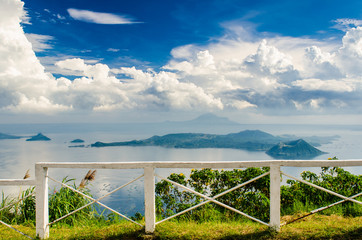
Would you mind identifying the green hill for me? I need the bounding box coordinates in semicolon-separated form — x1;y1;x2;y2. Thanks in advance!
92;130;282;151
266;139;326;159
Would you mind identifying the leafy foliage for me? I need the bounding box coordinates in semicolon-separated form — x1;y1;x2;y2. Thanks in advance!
156;162;362;222
281;164;362;216
0;176;98;226
0;187;35;225
156;167;271;222
48;177;97;226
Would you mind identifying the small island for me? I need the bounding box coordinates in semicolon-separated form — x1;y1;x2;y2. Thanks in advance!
0;132;22;140
70;139;85;143
26;133;51;141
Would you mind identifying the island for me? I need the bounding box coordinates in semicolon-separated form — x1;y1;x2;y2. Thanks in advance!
266;139;327;159
90;130;331;159
70;139;85;143
26;133;51;141
0;132;22;140
91;130;280;151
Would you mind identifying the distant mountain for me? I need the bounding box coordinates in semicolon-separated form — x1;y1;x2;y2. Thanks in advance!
185;113;240;125
266;139;327;159
26;133;51;141
0;132;22;140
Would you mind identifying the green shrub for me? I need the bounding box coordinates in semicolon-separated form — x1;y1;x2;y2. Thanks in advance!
48;177;97;226
156;164;362;222
156;167;270;222
0;187;35;225
0;171;99;226
281;166;362;216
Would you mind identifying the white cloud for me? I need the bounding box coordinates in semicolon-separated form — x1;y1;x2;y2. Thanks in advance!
52;59;224;111
332;18;362;31
301;46;343;80
55;58;88;72
3;0;362;118
164;50;216;75
0;0;59;113
25;33;53;52
0;0;26;25
337;27;362;77
170;44;200;59
292;78;354;92
67;8;140;24
244;40;294;75
107;48;120;52
340;27;362;57
226;100;257;110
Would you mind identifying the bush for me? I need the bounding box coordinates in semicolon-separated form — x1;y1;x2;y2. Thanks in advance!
156;167;270;222
0;171;99;226
156;164;362;222
48;177;97;226
281;166;362;216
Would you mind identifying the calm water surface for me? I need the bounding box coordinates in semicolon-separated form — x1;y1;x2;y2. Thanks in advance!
0;124;361;215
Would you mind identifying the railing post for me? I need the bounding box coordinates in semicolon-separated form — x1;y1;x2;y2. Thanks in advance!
269;164;280;231
36;164;49;239
144;167;155;233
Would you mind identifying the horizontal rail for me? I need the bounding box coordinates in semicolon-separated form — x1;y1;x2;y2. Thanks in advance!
36;159;362;169
0;179;36;186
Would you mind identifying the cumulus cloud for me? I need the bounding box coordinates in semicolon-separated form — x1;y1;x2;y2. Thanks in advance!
0;0;58;112
337;27;362;77
2;0;362;117
245;40;294;76
292;79;354;92
55;58;88;72
67;8;140;24
302;46;343;80
52;61;223;111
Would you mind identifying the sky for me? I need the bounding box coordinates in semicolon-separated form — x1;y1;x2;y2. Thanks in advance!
1;0;362;124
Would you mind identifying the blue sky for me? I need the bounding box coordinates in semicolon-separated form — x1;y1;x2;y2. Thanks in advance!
1;0;362;123
24;0;360;69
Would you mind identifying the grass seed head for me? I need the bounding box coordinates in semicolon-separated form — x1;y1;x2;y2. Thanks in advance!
23;169;30;179
79;170;97;189
85;170;96;181
79;178;86;189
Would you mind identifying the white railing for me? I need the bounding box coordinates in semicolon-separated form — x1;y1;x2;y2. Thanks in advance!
34;160;362;239
1;160;361;239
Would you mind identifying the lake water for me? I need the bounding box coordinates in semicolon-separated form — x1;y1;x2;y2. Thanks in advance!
0;123;361;216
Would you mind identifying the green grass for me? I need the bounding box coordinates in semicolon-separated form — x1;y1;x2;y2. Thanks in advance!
0;215;361;240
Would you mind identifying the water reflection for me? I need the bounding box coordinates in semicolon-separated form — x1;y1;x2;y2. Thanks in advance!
0;126;361;217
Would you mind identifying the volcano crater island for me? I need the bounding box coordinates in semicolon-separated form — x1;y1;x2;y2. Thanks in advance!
90;130;334;159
